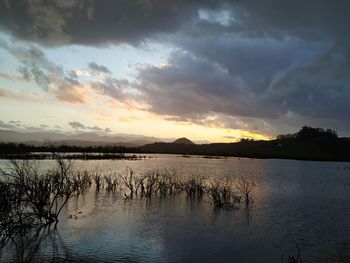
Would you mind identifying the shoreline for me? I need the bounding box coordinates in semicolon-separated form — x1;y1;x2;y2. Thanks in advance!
1;151;350;162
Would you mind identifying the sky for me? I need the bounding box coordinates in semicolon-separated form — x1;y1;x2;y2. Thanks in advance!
0;0;350;142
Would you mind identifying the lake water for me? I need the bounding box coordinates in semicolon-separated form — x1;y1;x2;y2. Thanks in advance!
1;154;350;262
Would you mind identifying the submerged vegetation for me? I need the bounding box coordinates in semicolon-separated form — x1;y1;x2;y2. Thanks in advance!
1;154;349;262
0;155;80;259
0;154;257;256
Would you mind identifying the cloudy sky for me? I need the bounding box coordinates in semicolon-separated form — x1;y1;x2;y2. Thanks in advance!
0;0;349;142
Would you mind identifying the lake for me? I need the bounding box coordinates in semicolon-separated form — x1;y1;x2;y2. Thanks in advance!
1;154;350;262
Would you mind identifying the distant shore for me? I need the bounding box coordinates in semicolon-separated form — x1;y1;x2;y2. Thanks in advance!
0;152;145;160
1;127;350;162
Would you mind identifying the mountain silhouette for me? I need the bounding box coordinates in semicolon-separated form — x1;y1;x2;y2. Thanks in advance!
2;127;350;162
173;137;195;145
0;129;165;147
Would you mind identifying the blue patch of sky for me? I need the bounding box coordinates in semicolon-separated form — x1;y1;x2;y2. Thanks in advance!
0;33;20;73
0;32;46;94
44;42;173;81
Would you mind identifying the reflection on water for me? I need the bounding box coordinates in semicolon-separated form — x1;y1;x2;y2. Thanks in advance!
1;154;350;262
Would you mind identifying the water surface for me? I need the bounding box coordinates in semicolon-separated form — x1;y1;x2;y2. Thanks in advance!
1;154;350;262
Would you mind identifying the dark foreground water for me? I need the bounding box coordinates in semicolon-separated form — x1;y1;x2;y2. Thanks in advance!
1;154;350;262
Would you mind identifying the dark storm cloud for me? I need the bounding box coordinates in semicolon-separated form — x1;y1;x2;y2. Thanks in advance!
2;0;350;134
138;51;267;118
173;35;326;93
0;0;224;46
229;0;350;42
1;0;350;46
135;37;350;133
268;47;350;121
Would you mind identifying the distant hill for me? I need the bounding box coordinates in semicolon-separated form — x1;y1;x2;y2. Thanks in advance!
140;126;350;162
141;141;198;154
173;137;195;145
2;127;350;162
24;139;150;148
0;130;66;142
0;130;165;147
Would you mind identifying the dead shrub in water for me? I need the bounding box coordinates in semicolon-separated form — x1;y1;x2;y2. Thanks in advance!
207;181;241;209
156;169;178;196
72;170;92;194
120;168;137;198
104;173;118;192
138;171;159;198
2;156;78;225
0;156;81;257
236;177;255;206
92;172;101;191
286;246;303;263
183;177;205;197
0;181;37;251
